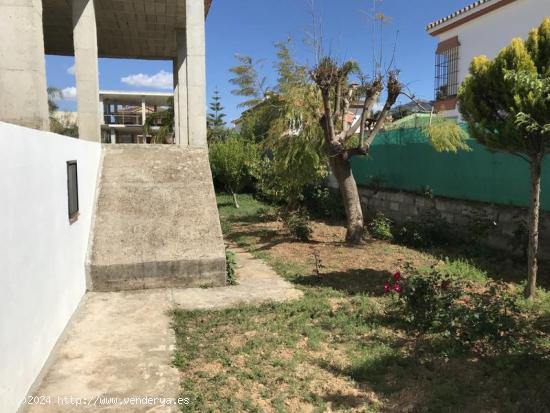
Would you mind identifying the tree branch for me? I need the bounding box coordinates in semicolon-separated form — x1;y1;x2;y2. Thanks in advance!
338;78;383;142
341;84;357;132
334;81;342;120
342;146;369;161
363;72;402;148
320;90;336;143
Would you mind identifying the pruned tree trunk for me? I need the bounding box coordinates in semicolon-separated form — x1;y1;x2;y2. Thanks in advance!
329;156;364;244
232;191;240;209
526;154;542;299
311;60;401;245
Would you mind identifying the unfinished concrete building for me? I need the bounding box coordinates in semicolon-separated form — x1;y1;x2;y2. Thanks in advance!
100;90;174;144
0;0;226;291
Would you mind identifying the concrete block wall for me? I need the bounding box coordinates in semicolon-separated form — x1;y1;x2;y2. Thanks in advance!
359;187;550;260
0;122;101;413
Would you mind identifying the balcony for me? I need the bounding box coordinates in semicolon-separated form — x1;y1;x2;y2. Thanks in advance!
104;113;142;126
103;112;168;127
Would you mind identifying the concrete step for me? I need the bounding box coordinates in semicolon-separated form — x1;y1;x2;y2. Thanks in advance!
87;145;226;291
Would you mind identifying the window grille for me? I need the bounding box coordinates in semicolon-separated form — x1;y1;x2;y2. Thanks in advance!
435;45;459;100
67;161;79;222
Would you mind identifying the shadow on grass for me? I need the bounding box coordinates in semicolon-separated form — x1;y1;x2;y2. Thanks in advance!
320;392;372;410
319;350;550;412
293;268;392;297
226;228;295;252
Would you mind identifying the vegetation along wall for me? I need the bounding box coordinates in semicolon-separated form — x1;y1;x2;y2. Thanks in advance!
350;127;550;212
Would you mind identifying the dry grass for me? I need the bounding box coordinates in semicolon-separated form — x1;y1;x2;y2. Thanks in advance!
171;194;550;412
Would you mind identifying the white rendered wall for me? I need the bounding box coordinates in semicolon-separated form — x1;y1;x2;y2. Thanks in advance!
435;0;550;117
0;122;101;413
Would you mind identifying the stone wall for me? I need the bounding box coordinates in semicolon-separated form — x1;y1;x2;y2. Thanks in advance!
359;187;550;260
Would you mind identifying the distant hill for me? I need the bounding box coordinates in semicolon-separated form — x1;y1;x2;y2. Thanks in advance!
391;100;434;120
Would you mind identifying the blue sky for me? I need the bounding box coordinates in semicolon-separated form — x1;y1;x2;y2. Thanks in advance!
46;0;469;122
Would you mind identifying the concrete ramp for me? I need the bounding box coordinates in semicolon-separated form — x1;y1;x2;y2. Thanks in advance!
87;145;226;291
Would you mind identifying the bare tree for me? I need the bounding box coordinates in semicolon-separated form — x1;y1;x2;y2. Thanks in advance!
311;59;402;243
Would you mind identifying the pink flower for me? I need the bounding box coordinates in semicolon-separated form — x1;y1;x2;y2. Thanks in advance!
393;283;402;293
384;281;392;294
393;271;401;281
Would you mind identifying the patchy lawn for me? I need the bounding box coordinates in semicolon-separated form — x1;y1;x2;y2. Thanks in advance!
172;193;550;412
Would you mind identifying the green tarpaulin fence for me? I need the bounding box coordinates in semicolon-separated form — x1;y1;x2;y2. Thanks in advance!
350;127;550;211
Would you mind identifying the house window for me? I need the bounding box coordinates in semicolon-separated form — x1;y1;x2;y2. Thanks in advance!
435;36;460;100
67;161;79;223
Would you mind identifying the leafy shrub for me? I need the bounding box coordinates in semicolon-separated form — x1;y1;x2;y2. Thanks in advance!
303;184;345;220
424;120;470;153
366;212;393;241
509;215;529;262
253;130;328;208
225;250;238;285
393;271;528;356
418;209;454;246
282;209;312;241
209;137;258;206
465;210;496;244
394;209;454;248
396;272;461;334
394;220;429;248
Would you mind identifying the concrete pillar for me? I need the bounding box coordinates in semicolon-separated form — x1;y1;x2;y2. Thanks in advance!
110;128;116;144
175;32;189;146
185;0;207;148
72;0;100;141
0;0;49;131
141;98;146;126
99;97;105;125
172;59;180;145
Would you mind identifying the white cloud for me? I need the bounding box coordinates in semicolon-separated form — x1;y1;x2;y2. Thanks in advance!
67;65;75;75
120;70;173;90
60;87;77;101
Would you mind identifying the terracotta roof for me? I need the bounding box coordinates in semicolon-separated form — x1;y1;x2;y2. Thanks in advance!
426;0;512;32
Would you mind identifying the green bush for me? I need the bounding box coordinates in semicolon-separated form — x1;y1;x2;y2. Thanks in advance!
282;209;312;242
465;210;496;244
509;215;529;262
209;137;258;207
303;184;345;220
366;212;393;241
394;220;429;248
225;250;238;285
394;209;454;248
252;148;328;209
395;271;528;356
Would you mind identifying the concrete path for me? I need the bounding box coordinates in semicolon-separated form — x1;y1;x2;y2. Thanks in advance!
24;247;302;413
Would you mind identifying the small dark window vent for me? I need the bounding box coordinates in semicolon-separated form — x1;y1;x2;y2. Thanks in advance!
67;161;79;223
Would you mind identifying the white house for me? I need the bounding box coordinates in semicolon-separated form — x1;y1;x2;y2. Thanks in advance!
426;0;550;118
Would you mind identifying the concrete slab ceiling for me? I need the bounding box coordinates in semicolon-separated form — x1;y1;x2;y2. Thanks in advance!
43;0;212;60
100;90;173;105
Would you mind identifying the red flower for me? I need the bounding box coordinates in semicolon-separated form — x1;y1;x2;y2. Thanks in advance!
393;283;402;293
393;271;401;281
384;281;392;294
